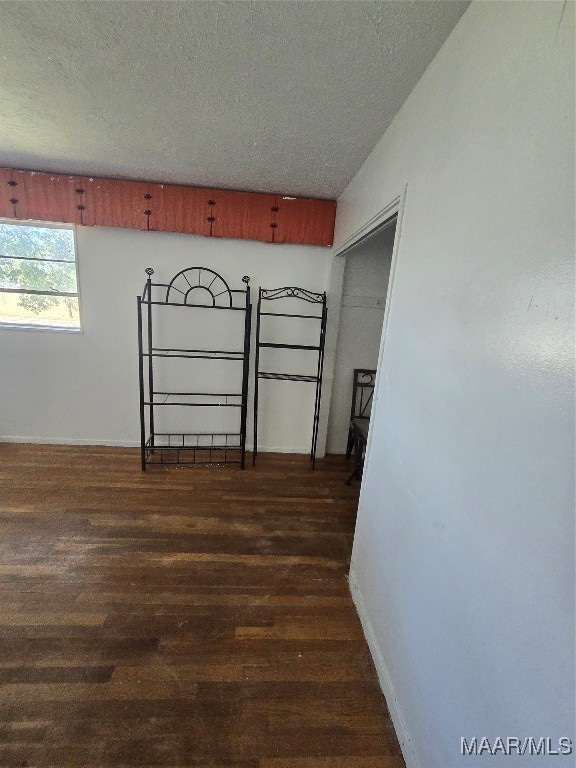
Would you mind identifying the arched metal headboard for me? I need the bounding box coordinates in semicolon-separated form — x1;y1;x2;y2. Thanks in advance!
165;267;233;307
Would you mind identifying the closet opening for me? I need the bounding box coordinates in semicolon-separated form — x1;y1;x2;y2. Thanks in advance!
326;215;398;482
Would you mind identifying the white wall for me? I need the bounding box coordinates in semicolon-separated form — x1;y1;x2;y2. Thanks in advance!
0;225;330;452
336;2;575;767
326;225;394;453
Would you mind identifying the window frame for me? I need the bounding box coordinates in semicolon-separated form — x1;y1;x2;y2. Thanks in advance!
0;218;82;333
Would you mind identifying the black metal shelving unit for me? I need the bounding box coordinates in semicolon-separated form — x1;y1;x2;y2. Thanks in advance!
252;286;327;468
137;266;251;470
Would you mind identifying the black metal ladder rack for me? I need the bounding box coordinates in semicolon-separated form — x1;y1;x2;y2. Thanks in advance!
137;267;251;470
252;286;327;468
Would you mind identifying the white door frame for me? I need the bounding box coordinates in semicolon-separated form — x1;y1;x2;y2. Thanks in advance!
316;186;407;458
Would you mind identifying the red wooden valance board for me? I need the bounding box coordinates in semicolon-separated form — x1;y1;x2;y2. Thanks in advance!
0;168;336;247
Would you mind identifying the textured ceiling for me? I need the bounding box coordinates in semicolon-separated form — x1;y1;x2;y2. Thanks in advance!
0;0;469;199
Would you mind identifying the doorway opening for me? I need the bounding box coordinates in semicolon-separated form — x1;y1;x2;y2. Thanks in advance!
326;215;398;467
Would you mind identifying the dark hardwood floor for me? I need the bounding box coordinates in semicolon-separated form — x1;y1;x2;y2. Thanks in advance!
0;444;405;768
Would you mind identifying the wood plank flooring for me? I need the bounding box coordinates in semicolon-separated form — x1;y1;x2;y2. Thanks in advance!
0;444;405;768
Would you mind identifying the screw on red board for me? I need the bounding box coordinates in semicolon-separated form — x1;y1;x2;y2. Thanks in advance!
144;194;152;230
270;205;280;242
207;200;216;236
75;188;85;224
7;180;18;217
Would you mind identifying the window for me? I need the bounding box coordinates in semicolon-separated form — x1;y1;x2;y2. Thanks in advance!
0;219;81;330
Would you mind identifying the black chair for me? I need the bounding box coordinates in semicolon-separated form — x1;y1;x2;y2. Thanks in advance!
345;369;376;484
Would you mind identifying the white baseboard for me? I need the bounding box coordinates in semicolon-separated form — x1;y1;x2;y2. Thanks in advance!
0;435;140;447
0;436;314;454
348;567;420;768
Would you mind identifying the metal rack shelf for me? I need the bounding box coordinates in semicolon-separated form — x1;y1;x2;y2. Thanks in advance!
258;342;320;351
144;347;245;361
143;432;243;466
137;267;251;470
257;372;318;383
253;285;327;469
145;393;243;407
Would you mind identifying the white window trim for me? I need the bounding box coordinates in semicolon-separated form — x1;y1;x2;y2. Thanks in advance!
0;218;83;333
